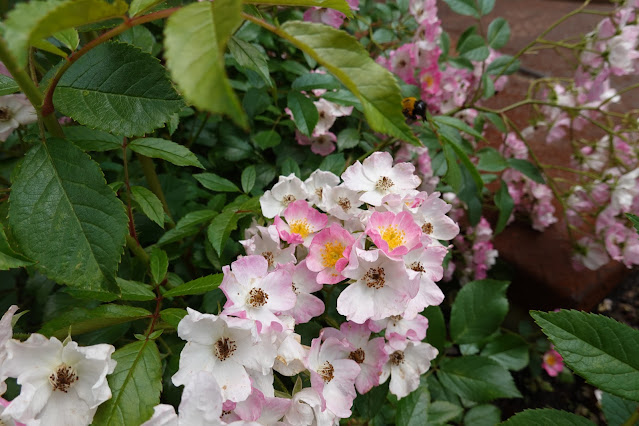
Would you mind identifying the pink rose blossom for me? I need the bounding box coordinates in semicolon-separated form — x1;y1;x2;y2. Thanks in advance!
274;200;328;246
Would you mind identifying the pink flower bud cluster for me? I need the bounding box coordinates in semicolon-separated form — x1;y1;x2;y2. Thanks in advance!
155;152;459;424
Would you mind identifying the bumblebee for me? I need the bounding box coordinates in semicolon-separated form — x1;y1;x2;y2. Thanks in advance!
402;97;427;121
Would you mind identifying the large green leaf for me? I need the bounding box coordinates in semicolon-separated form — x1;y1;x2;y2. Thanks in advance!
228;36;272;87
481;333;529;371
428;401;463;425
115;278;156;301
601;392;639;426
531;310;639;401
163;274;223;297
464;404;501;426
129;0;163;17
9;139;127;291
39;304;151;338
353;380;389;421
279;21;419;145
128;138;203;168
450;279;510;344
437;356;521;403
4;0;128;68
64;126;122;152
164;0;247;129
54;42;183;137
244;0;353;17
93;340;162;425
501;409;596;426
396;385;429;426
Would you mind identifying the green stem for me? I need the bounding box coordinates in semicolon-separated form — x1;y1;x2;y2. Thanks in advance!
187;113;210;148
622;406;639;426
122;139;139;243
126;234;149;265
136;153;173;222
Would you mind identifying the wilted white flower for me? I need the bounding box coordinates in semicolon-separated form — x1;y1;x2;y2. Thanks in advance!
0;95;37;141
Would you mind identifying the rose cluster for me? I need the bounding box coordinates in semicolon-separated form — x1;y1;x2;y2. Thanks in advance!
143;152;459;425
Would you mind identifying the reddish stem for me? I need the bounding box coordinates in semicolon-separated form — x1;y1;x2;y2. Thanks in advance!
122;138;139;244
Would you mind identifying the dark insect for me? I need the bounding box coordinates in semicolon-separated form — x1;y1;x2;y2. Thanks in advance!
401;97;427;121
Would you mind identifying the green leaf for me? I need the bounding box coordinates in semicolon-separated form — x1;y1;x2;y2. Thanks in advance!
9;139;127;291
194;173;240;193
163;274;223;297
507;158;545;183
396;385;430;426
54;28;79;50
494;179;514;235
443;144;462;193
0;223;33;270
437;356;521;402
481;334;529;371
63;287;119;302
501;409;596;426
442;134;483;193
254;130;282;150
450;279;510;344
477;147;507;172
626;213;639;233
482;112;507;132
442;0;479;17
464;404;501;426
292;72;341;91
281;157;301;178
531;310;639;401
54;42;183;137
128;138;204;168
157;210;217;246
423;306;446;355
131;186;164;227
243;0;353;17
319;153;346;175
64;126;122;152
482;73;495;99
601;392;639;426
458;34;490;62
487;18;511;49
116;26;155;54
39;304;151;338
0;75;20;96
159;308;187;329
129;0;164;17
93;340;162;426
32;38;68;58
287;91;319;137
207;210;239;257
428;401;463;425
280;21;419;145
433;115;485;141
337;128;360;151
4;0;128;68
486;55;520;76
241;166;256;193
353;377;389;420
478;0;495;15
164;0;247;129
228;36;272;87
115;278;156;301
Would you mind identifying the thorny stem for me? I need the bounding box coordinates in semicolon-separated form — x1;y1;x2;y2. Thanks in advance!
145;278;166;338
41;7;181;117
122;138;139;244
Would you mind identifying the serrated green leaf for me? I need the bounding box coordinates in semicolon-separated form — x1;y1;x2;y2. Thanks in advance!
207;210;239;257
442;0;479;17
486;55;520;76
9;139;127;291
287;91;319;137
63;287;119;302
464;404;501;426
458;34;490;62
64;126;122;152
241;166;256;193
433;115;485;141
280;21;419;144
0;75;20;96
601;392;639;426
54;28;79;50
194;173;240;193
244;0;353;16
501;409;596;426
494;179;514;235
450;279;510;344
438;356;521;402
54;42;183;137
32;38;68;58
164;274;223;298
531;310;639;401
477;147;507;172
507;158;544;183
253;130;282;150
128;138;203;168
164;0;247;129
481;333;529;371
150;247;168;284
4;0;128;67
228;36;272;87
337;127;360;151
131;186;164;227
129;0;164;17
428;401;463;425
115;278;156;301
116;25;155;54
93;340;162;425
159;308;187;329
39;304;151;338
292;72;341;91
281;157;302;178
0;223;33;270
396;385;429;426
488;18;511;49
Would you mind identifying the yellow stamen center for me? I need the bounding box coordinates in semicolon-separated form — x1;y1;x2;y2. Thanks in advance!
379;225;406;250
321;241;346;268
289;219;312;239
